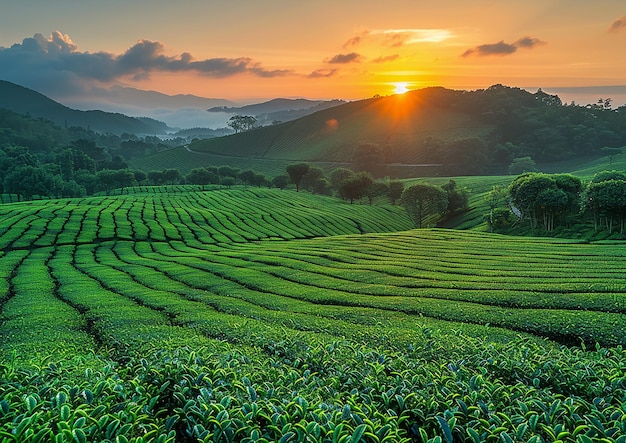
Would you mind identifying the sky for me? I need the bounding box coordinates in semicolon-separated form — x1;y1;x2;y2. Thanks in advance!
1;0;626;106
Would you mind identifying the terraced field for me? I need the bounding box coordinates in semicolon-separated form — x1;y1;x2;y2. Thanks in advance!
1;187;625;443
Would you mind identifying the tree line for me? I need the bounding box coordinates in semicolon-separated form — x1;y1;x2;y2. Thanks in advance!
487;170;626;235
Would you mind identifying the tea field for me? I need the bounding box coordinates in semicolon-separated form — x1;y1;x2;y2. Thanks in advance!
1;187;625;443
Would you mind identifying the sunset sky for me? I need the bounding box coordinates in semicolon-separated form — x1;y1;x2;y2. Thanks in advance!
1;0;626;105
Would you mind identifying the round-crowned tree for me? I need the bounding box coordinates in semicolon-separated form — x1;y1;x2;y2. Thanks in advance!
401;183;448;228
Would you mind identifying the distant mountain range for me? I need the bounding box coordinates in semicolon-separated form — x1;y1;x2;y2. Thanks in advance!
0;81;345;131
0;80;169;135
208;98;345;115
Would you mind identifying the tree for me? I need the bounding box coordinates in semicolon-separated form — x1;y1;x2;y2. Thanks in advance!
553;173;583;217
339;172;374;204
300;167;325;193
591;170;626;184
508;156;537;175
220;176;236;188
441;179;469;215
95;169;136;194
388;181;404;205
364;181;389;205
329;168;354;191
508;172;582;231
401;183;448;228
3;166;55;200
132;170;147;183
485;185;506;232
227;115;257;133
238;169;258;187
583;171;626;233
285;163;310;192
162;169;184;185
186;168;219;185
218;165;241;178
271;175;289;189
252;173;268;188
508;173;554;228
147;170;165;185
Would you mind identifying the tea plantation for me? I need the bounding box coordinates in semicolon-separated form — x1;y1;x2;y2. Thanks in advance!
0;187;625;443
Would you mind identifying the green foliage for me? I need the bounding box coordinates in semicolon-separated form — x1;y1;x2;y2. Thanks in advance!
227;115;258;133
2;185;626;443
285;163;310;192
388;181;404;205
401;183;448;228
441;179;469;215
508;156;537;175
338;172;374;204
508;172;582;231
583;178;626;233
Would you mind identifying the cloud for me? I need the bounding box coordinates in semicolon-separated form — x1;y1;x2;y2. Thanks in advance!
307;68;338;78
513;36;545;48
343;34;366;48
609;16;626;33
0;31;291;96
325;52;362;64
344;29;453;49
462;36;545;57
371;54;399;63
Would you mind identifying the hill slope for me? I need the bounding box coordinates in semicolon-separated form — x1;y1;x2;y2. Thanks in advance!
134;85;626;176
1;187;625;442
0;80;168;134
197;90;488;163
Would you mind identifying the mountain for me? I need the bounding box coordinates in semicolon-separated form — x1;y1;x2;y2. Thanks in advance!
63;85;237;114
134;85;626;177
209;98;345;115
0;80;169;135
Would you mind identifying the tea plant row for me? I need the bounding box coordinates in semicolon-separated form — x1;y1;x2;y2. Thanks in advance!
1;188;625;442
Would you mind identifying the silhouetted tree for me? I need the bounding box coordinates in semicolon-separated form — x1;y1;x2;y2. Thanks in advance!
401;183;448;228
271;175;289;189
364;181;389;205
286;163;310;192
339;172;373;204
186;168;219;185
388;180;404;205
228;115;257;133
330;168;354;191
441;180;469;215
300;167;325;193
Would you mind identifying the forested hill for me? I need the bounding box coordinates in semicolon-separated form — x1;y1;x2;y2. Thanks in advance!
0;80;168;135
187;85;626;176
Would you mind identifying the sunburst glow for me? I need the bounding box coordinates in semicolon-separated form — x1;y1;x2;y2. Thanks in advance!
393;82;410;94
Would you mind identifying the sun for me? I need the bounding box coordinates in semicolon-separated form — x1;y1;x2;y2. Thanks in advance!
393;82;410;94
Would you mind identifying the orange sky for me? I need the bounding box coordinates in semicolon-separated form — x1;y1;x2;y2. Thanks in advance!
1;0;626;103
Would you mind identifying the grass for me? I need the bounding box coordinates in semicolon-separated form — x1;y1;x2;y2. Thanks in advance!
0;185;625;442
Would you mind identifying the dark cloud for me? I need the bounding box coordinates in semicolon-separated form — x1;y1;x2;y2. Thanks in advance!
513;36;545;48
609;16;626;33
0;31;291;96
325;52;362;64
343;34;366;48
372;54;399;63
307;68;338;78
462;36;545;57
